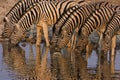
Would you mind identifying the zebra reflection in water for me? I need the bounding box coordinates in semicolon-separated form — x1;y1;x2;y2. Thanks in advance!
1;41;117;80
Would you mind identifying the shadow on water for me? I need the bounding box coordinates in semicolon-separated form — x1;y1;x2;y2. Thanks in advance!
0;41;120;80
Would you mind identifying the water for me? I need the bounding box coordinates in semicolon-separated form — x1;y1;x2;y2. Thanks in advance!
0;41;120;80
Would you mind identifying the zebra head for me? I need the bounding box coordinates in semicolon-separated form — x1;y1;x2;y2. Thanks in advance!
76;34;88;52
57;30;72;49
101;33;112;52
9;24;24;46
76;27;89;52
50;32;59;48
2;17;14;38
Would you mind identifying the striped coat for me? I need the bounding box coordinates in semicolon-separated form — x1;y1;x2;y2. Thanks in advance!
8;0;85;46
51;1;113;49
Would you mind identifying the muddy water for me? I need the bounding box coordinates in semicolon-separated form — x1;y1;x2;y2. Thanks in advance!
0;41;120;80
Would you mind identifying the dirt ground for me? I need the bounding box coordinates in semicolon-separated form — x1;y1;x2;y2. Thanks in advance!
0;0;119;37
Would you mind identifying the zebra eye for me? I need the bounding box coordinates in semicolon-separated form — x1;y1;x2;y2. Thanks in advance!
106;41;109;44
3;18;7;22
68;33;71;35
81;38;84;40
106;43;109;46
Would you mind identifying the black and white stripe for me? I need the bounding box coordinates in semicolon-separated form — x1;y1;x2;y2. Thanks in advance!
76;6;119;52
101;12;120;53
2;0;42;38
8;0;85;46
2;0;64;38
51;1;113;49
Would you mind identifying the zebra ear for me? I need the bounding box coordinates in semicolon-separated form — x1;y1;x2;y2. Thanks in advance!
3;17;9;22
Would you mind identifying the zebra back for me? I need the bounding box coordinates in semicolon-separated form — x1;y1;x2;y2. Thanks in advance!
55;0;85;16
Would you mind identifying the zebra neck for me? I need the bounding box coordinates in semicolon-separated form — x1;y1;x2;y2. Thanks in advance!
5;0;42;24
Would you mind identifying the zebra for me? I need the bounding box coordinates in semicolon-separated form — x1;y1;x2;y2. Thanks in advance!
101;12;120;54
2;0;67;39
2;0;48;38
7;0;85;47
51;1;113;49
76;6;120;54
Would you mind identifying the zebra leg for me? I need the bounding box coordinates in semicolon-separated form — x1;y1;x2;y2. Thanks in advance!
110;50;115;74
111;35;116;56
85;41;93;61
36;26;42;47
72;32;77;50
36;26;42;64
98;33;103;54
41;22;50;47
110;35;116;74
72;28;79;50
